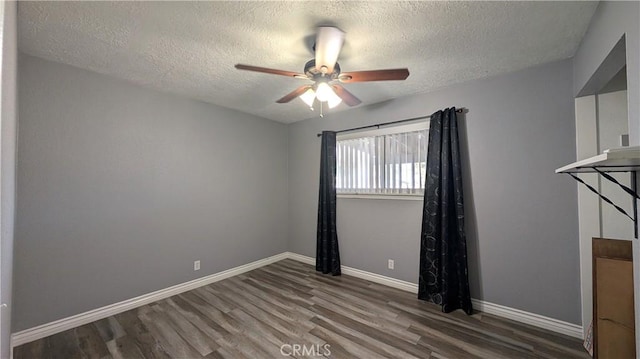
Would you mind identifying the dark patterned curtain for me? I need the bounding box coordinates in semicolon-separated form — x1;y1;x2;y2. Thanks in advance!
316;131;341;276
418;108;472;314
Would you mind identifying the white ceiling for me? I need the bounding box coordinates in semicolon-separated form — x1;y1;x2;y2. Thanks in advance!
18;1;598;124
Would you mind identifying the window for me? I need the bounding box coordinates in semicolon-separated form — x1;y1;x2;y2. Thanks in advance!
336;122;429;197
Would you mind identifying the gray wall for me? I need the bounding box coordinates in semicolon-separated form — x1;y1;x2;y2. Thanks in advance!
14;55;289;331
574;95;599;335
573;1;639;144
572;1;640;349
574;90;632;335
288;59;581;324
598;90;632;239
1;1;17;357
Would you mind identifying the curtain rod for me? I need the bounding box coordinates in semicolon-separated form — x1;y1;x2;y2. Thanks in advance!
316;108;464;137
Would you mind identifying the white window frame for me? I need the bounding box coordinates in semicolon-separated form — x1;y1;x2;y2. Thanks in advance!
336;121;429;200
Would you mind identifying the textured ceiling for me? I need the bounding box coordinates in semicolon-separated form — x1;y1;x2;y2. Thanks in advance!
18;1;598;124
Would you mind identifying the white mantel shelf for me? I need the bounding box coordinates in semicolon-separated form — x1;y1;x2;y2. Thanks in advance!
556;146;640;174
556;146;639;239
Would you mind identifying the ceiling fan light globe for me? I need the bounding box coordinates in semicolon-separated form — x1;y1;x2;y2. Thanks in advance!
326;86;343;108
327;91;342;109
315;82;334;102
299;88;316;107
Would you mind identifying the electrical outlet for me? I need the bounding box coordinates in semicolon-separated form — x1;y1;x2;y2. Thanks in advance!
388;259;394;270
620;134;629;147
194;260;200;271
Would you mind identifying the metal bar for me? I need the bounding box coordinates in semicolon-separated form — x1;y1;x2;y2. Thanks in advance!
316;108;464;137
411;132;416;193
369;138;374;192
633;172;638;239
568;173;634;221
595;168;640;199
591;168;639;239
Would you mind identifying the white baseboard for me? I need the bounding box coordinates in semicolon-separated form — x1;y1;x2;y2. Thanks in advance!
286;252;421;293
470;299;583;339
11;252;288;348
286;252;315;265
11;250;582;349
286;252;583;339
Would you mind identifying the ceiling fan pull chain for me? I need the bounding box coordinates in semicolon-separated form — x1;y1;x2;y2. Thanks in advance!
320;101;324;118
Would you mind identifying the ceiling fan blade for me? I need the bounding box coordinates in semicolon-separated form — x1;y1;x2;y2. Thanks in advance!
339;69;410;83
235;64;306;78
332;85;361;107
315;27;345;74
276;85;312;103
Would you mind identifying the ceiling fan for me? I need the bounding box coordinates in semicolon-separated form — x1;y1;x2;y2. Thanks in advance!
235;26;409;113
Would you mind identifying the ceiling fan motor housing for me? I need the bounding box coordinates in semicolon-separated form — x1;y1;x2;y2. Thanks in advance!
304;59;341;80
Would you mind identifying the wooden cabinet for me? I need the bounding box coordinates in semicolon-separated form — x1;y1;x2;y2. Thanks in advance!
593;238;635;358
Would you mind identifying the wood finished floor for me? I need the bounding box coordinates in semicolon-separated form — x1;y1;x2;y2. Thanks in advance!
14;259;589;359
